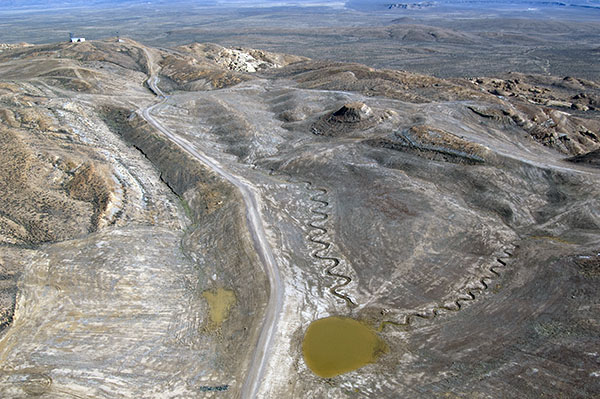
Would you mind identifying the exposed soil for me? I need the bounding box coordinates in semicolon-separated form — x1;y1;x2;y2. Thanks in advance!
0;37;598;398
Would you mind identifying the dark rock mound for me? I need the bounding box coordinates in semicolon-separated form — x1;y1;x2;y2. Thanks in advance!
311;102;383;137
330;102;373;123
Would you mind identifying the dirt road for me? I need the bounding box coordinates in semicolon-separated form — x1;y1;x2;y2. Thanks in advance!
143;75;284;399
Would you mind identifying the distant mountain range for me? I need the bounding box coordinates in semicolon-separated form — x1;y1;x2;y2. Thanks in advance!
347;0;600;11
0;0;344;12
1;0;193;9
2;0;599;12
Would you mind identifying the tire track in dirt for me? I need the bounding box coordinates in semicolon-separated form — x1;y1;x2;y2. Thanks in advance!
377;246;517;331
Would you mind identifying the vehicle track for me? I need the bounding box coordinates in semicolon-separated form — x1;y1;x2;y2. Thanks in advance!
377;247;517;331
142;47;521;378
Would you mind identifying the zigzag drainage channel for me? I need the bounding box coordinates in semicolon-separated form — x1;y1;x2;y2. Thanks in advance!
271;171;517;378
377;246;516;331
303;181;357;308
283;171;517;326
269;170;356;307
302;179;518;332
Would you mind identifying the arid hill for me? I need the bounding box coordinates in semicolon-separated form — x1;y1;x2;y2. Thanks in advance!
0;39;599;398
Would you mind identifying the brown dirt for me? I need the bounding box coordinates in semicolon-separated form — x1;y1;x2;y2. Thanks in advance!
65;163;112;228
466;73;600;155
266;60;496;103
0;127;96;245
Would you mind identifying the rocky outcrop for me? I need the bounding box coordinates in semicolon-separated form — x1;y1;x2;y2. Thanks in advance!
177;43;307;73
387;2;435;10
566;148;600;167
310;102;394;137
330;102;373;123
463;73;600;155
157;43;307;91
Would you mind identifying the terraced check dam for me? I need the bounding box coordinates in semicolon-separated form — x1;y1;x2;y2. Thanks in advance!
143;74;284;399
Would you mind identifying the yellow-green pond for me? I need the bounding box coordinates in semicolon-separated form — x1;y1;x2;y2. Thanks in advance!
302;316;387;378
202;288;236;330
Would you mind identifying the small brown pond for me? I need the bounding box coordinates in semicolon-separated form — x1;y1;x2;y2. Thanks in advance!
202;288;236;330
302;316;387;378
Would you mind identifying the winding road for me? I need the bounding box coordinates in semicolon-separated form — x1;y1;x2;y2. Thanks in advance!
142;69;283;398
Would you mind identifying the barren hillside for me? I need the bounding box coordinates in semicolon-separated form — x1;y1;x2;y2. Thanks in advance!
0;38;598;398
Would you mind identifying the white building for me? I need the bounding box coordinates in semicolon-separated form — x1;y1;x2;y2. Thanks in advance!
70;37;86;43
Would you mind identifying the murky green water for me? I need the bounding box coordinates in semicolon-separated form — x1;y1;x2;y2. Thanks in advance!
302;316;387;378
